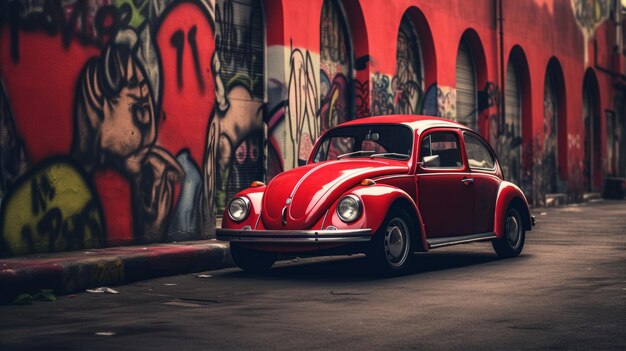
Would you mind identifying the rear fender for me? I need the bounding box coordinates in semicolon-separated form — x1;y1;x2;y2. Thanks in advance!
324;185;429;252
494;182;533;238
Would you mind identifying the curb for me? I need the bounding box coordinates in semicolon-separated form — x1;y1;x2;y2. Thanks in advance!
0;240;232;304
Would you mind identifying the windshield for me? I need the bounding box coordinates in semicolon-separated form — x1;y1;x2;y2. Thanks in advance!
312;124;413;162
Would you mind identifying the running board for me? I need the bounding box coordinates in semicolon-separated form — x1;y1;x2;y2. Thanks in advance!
427;233;497;249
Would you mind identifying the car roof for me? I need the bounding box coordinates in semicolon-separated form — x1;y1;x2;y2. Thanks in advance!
338;114;473;134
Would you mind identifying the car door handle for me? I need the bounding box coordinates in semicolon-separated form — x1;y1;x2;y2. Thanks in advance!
462;177;474;185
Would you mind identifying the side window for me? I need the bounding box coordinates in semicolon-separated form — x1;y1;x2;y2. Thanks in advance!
419;132;463;168
464;133;496;170
313;139;330;162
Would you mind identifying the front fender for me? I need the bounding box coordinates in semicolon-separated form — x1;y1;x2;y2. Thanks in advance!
220;186;265;229
325;185;429;251
494;181;532;238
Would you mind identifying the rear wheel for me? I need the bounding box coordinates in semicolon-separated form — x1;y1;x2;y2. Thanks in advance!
492;207;525;258
367;207;414;275
230;243;277;273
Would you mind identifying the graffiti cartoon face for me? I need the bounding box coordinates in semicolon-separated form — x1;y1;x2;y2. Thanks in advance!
99;48;156;159
74;42;157;169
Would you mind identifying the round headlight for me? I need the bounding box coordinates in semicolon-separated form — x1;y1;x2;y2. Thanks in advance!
336;195;362;223
228;197;250;222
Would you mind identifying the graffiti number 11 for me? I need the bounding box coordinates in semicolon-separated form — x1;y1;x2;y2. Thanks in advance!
169;25;205;92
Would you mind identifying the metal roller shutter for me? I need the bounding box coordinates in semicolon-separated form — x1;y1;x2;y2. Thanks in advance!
215;0;265;210
582;85;593;191
543;71;558;193
456;39;477;130
215;0;265;100
505;61;521;184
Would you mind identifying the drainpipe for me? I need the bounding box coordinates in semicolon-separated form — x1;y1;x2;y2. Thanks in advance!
593;3;626;83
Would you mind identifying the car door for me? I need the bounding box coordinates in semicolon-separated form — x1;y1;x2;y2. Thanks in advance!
463;132;501;234
417;129;474;238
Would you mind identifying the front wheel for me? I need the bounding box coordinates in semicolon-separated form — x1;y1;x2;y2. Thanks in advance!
492;207;526;258
230;243;277;273
367;208;415;275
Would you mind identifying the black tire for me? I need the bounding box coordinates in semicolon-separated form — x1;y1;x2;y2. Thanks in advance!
230;243;277;273
366;207;415;276
492;207;526;258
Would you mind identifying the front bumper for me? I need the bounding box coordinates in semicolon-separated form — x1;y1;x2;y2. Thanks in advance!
216;228;372;243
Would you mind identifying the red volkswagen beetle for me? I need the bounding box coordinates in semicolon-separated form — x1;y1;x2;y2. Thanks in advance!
217;115;535;275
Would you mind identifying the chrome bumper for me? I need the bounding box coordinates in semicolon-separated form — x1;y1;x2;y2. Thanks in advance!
216;228;372;243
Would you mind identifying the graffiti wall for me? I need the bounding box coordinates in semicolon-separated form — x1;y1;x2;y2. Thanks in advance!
543;69;559;194
0;0;375;256
437;86;457;120
371;15;424;117
571;0;611;63
213;0;265;211
571;0;610;37
0;0;221;256
320;0;352;134
1;0;622;255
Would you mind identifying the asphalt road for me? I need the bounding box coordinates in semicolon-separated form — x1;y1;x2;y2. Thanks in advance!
1;200;625;351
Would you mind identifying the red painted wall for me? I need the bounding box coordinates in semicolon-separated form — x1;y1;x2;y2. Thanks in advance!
1;0;623;256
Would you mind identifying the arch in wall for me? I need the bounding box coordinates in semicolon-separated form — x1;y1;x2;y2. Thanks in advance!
339;0;369;68
393;13;424;115
543;57;567;194
320;0;369;125
320;0;354;130
391;7;437;116
504;45;532;194
455;29;488;133
582;68;602;192
339;0;370;119
404;7;437;90
504;52;522;185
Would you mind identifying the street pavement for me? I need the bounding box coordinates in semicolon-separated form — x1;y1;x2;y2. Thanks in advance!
0;200;625;350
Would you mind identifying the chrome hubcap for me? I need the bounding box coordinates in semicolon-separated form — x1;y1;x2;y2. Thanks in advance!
384;218;409;267
506;213;520;247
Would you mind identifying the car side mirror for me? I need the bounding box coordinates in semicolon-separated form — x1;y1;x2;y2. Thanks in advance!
421;155;440;168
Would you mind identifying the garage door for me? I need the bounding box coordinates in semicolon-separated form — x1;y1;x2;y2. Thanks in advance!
215;0;266;211
456;39;477;130
505;60;522;184
543;70;558;193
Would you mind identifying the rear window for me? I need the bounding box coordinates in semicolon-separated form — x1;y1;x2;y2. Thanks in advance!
464;133;496;170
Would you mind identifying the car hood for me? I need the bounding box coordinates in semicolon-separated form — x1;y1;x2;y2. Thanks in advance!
261;159;409;229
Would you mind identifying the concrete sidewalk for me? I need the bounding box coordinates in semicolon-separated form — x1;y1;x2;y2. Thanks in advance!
0;240;232;304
